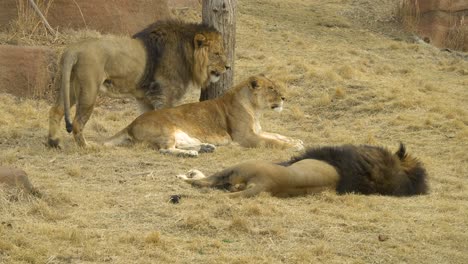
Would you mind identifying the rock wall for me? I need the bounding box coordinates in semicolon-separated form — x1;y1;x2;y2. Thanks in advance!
0;0;172;100
0;45;57;100
0;0;170;35
400;0;468;51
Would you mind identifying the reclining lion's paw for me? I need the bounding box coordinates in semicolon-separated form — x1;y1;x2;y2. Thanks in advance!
187;169;206;179
176;169;206;181
199;143;216;153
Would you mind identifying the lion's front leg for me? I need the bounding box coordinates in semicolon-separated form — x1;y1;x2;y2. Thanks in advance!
260;132;304;151
176;169;219;188
144;79;183;110
136;98;154;113
238;132;304;151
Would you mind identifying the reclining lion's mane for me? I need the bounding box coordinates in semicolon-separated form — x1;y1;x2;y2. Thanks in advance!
279;143;428;196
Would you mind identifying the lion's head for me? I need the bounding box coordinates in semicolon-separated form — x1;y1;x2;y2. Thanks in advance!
193;32;229;85
245;75;285;112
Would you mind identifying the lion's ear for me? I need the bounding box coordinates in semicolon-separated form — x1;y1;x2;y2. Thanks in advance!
194;34;207;48
249;77;259;89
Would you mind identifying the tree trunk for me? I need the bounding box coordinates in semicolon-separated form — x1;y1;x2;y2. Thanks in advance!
200;0;237;101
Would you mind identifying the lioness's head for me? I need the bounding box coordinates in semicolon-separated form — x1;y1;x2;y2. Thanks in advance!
246;75;285;112
194;32;229;84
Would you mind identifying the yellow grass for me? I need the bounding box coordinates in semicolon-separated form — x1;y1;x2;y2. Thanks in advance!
1;0;468;263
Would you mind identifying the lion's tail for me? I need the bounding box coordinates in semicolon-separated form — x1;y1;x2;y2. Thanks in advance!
103;127;132;147
61;50;78;133
394;143;429;195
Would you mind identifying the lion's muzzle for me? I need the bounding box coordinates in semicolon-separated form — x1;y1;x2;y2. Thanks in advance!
271;101;284;112
210;71;222;83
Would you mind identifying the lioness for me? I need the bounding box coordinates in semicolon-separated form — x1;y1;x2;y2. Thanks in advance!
178;143;428;197
104;75;304;156
48;20;229;148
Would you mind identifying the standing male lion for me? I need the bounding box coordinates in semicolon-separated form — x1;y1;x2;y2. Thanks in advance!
48;20;229;148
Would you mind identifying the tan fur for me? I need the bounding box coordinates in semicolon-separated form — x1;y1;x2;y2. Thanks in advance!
178;160;339;197
104;75;304;156
180;143;428;198
0;167;37;194
48;22;228;148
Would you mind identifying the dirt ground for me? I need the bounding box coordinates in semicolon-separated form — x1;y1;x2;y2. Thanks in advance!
1;0;467;263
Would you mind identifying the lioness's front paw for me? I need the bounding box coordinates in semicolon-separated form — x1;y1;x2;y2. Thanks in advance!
160;149;199;157
181;150;199;157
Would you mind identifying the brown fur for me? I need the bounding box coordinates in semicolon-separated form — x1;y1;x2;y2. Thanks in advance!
48;20;228;148
180;143;428;197
104;75;304;157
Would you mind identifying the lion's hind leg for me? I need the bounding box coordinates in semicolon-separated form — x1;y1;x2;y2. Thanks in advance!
227;183;264;198
72;78;100;147
160;130;215;157
286;159;339;191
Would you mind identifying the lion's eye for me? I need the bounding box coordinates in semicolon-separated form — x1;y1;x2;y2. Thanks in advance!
268;87;274;90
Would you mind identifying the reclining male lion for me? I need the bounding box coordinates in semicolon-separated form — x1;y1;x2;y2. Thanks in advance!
48;20;229;148
104;75;304;156
178;143;428;197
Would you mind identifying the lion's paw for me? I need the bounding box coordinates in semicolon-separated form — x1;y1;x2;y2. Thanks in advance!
187;169;206;179
47;138;61;149
181;150;199;157
176;169;206;181
160;149;199;157
199;143;216;153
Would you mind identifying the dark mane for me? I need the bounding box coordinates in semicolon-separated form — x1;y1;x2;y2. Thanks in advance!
279;143;428;196
132;20;219;93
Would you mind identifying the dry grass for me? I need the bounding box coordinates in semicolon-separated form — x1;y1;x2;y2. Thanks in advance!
396;0;420;32
1;0;468;263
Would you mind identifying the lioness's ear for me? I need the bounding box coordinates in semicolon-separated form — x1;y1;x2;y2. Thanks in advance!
249;77;259;89
194;33;207;48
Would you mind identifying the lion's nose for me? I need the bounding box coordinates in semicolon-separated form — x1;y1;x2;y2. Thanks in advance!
225;65;231;70
281;96;285;101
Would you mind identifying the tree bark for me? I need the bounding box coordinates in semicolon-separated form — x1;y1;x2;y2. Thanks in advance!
200;0;237;100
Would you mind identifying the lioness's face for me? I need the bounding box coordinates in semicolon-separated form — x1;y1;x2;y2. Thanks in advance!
249;76;285;112
195;32;229;83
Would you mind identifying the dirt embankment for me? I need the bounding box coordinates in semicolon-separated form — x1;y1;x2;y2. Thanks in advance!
400;0;468;51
